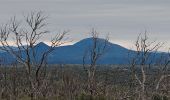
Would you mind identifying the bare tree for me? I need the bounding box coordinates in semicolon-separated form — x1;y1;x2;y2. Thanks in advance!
153;49;170;99
0;12;67;100
83;29;109;96
129;32;162;100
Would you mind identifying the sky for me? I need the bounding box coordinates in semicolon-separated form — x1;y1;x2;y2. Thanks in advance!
0;0;170;51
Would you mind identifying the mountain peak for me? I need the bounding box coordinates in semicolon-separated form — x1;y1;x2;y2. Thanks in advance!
37;42;48;46
74;37;109;46
35;42;49;49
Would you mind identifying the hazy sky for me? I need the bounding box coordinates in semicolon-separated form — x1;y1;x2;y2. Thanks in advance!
0;0;170;50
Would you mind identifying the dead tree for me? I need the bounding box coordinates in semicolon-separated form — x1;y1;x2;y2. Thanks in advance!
0;12;67;100
83;29;109;96
129;32;162;100
154;49;170;97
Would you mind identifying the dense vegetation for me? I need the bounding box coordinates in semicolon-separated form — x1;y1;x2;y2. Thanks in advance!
0;65;169;100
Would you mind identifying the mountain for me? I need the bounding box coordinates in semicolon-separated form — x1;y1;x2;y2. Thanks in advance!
0;38;166;64
47;38;131;64
0;42;50;64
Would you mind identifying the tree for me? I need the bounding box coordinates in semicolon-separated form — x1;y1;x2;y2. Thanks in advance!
83;29;109;96
0;12;67;99
129;32;162;100
154;49;170;99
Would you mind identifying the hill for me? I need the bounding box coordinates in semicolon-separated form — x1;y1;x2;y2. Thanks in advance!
0;38;166;64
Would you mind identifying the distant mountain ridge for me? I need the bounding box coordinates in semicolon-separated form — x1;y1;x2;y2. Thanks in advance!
0;38;167;64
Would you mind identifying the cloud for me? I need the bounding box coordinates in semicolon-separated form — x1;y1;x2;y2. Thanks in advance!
0;0;170;51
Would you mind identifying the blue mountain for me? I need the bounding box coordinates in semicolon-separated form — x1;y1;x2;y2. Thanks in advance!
0;38;167;64
48;38;131;64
